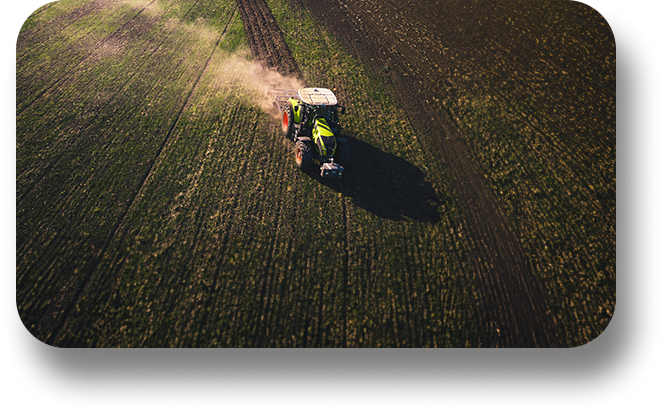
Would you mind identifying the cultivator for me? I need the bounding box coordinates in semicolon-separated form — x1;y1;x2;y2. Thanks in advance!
271;87;299;114
268;85;349;178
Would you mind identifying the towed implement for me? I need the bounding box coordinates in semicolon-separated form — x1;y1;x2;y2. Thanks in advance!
270;86;349;178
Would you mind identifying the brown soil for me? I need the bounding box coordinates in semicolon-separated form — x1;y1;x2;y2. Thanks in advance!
232;0;588;347
281;0;568;347
315;0;573;348
235;0;303;79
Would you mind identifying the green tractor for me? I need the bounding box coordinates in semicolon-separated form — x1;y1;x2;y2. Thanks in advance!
271;87;349;178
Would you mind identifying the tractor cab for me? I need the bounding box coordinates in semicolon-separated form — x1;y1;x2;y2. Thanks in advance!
296;88;342;134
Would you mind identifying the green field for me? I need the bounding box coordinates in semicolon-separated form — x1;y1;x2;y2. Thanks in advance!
17;0;615;347
17;2;473;347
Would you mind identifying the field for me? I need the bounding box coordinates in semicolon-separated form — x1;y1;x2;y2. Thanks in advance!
16;0;615;347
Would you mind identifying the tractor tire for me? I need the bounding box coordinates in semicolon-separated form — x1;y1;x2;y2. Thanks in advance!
282;105;296;140
336;142;350;167
295;140;314;171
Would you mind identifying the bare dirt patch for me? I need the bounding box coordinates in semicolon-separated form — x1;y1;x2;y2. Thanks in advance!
236;0;303;79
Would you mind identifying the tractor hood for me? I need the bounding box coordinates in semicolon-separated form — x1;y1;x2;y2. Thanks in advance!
313;118;337;157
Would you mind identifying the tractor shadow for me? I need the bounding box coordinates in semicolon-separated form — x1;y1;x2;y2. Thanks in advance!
305;135;442;223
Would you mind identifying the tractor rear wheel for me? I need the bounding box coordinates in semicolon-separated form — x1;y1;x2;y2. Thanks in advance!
282;105;296;140
295;141;314;170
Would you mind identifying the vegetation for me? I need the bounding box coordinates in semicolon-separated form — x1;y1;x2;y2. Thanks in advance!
17;0;474;347
16;0;614;347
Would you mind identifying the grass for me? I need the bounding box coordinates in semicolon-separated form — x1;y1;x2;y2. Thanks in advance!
452;83;615;344
16;0;614;347
430;2;616;345
266;0;480;346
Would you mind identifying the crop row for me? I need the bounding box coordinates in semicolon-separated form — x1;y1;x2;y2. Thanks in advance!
30;0;486;346
313;0;615;346
17;0;240;344
18;0;613;347
266;0;482;346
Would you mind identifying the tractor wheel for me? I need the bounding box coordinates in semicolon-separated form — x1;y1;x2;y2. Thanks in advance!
295;141;314;170
282;105;296;140
336;142;350;167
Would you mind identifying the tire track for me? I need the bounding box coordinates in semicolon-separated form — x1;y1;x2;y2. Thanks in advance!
299;0;562;347
235;0;302;79
47;7;239;346
17;1;212;277
16;2;197;208
17;0;160;116
340;199;350;347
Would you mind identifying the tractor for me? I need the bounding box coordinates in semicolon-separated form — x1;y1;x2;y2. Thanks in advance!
271;87;349;178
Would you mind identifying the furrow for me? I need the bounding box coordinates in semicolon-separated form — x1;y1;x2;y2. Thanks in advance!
47;8;238;345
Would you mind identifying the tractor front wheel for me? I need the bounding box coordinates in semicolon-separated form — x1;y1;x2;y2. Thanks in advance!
295;141;314;171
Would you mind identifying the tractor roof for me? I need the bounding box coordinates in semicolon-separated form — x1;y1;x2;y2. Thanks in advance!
298;88;337;106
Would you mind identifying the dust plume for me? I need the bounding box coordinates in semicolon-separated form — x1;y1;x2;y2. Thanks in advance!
105;0;304;117
208;48;305;118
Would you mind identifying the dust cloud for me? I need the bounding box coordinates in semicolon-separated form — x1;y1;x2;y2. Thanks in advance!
208;48;305;118
112;0;304;117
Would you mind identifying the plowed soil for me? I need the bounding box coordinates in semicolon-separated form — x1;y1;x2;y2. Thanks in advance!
236;0;302;79
16;0;615;347
257;0;561;346
298;0;556;347
248;0;614;347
